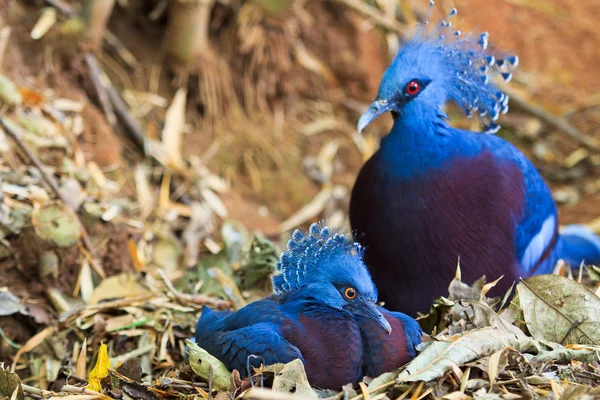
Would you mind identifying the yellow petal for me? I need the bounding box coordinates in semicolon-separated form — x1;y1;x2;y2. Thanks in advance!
87;343;110;392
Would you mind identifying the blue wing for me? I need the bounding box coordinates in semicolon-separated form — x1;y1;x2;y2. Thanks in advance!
214;323;304;376
385;310;422;357
479;134;558;274
195;302;304;377
556;225;600;266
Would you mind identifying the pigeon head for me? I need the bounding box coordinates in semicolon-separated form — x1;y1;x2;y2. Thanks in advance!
272;223;391;334
358;1;518;134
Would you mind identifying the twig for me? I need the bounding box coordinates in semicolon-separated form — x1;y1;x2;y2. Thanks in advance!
44;0;77;16
505;88;600;152
157;269;232;310
84;52;117;127
333;0;405;36
105;86;148;154
22;384;55;398
0;115;106;278
61;385;111;398
104;31;139;69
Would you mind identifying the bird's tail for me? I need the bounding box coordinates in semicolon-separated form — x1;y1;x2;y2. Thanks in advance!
556;225;600;267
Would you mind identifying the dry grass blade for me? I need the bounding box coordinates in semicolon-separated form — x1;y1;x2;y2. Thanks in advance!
0;26;11;69
76;338;87;378
278;187;333;233
31;8;57;40
162;88;187;170
333;0;405;35
10;326;56;372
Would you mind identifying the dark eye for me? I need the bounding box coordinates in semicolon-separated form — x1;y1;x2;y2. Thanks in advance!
343;287;357;300
406;80;420;95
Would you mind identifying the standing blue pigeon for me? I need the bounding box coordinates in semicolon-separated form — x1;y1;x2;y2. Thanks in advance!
350;3;600;316
195;223;422;389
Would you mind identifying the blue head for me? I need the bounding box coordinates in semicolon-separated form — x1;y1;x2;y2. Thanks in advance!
358;2;518;134
272;223;391;334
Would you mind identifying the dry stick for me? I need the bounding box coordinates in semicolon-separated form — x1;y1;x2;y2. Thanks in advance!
22;384;54;398
506;89;600;152
333;0;405;36
157;269;232;310
105;86;148;154
84;52;117;127
0;116;106;278
104;31;140;69
44;0;77;16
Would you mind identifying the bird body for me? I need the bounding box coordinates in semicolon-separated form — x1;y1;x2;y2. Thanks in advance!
196;294;364;388
350;4;600;315
195;223;422;389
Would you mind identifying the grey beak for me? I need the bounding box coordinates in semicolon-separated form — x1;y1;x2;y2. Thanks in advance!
356;301;392;335
357;99;394;133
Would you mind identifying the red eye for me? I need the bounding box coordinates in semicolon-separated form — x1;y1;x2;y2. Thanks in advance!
406;81;420;95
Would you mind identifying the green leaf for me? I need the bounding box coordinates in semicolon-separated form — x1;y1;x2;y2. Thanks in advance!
240;234;278;290
517;275;600;345
31;202;81;247
186;339;231;391
0;75;22;106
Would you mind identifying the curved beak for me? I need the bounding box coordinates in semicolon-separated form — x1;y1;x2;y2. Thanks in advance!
354;301;392;334
357;99;394;133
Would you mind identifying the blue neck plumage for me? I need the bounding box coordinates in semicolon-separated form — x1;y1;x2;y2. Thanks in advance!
378;100;456;179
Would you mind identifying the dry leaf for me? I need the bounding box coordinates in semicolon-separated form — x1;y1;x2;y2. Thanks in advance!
31;202;82;247
398;328;537;382
89;273;150;304
76;338;87;378
265;359;317;398
162;88;186;170
30;8;57;40
517;275;600;345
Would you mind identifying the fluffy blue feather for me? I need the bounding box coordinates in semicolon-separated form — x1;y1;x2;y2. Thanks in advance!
272;222;372;299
